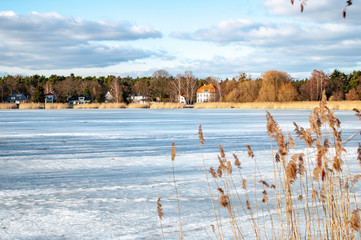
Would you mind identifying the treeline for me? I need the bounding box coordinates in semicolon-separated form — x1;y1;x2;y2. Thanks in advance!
0;69;360;103
222;69;361;102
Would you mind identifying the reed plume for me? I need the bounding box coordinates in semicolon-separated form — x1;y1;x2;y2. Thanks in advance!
246;145;254;158
157;197;165;239
209;167;217;178
286;160;297;185
233;154;241;169
171;143;176;161
198;125;205;144
221;195;230;208
350;209;361;232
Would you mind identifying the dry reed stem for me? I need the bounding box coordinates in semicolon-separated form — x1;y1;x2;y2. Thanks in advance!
170;142;182;239
198;126;223;240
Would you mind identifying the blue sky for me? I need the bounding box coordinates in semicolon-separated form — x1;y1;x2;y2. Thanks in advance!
0;0;360;79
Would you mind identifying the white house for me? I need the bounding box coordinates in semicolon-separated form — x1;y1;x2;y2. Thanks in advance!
105;91;114;102
176;95;186;104
196;84;217;103
68;95;91;105
130;94;150;104
45;92;57;103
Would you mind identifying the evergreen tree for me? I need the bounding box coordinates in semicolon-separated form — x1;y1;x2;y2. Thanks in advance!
32;85;45;103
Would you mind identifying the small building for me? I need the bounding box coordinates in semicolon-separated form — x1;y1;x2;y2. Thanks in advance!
130;94;150;104
45;92;57;103
68;95;91;106
105;91;114;102
196;84;217;103
176;95;186;104
6;93;29;104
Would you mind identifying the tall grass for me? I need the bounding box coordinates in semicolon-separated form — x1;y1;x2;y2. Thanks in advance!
194;101;361;111
149;102;185;109
160;91;361;239
18;103;45;109
0;103;17;109
45;103;69;109
72;103;127;109
128;103;150;109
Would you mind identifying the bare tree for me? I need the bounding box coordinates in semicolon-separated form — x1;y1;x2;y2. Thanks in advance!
184;71;198;104
132;80;150;96
299;70;329;101
110;77;123;103
171;74;184;102
53;77;75;102
312;70;328;101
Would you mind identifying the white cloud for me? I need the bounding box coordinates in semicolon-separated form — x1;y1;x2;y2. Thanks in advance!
0;11;162;69
172;18;360;45
170;11;361;78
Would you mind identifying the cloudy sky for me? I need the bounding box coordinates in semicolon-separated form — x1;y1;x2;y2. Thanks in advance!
0;0;360;79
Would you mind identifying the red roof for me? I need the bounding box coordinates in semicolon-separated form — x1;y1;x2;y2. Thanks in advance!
197;84;216;94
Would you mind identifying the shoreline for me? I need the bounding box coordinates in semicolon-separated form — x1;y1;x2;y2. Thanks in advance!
1;101;361;111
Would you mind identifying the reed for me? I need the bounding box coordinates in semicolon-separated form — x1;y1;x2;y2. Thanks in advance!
157;197;165;240
161;91;361;239
170;142;183;240
72;103;127;109
0;103;17;109
45;103;69;109
149;102;185;109
97;103;127;109
194;101;361;111
18;103;45;109
127;103;150;109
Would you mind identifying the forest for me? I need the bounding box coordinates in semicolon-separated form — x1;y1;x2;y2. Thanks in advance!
0;69;360;104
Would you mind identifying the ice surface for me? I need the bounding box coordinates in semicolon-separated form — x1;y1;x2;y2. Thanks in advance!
0;109;360;239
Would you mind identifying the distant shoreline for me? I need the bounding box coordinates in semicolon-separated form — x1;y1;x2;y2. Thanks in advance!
1;101;361;111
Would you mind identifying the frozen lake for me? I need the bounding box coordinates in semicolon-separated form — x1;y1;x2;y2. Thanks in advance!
0;108;360;239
